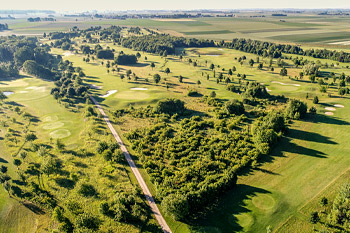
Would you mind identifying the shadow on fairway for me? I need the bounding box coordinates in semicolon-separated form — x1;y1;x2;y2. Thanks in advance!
287;128;337;144
310;113;349;126
188;184;271;233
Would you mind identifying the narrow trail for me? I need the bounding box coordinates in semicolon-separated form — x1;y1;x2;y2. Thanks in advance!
90;96;172;233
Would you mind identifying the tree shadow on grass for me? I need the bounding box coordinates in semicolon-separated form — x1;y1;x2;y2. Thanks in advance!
307;113;349;126
0;157;8;163
287;128;337;145
187;184;271;233
21;201;45;215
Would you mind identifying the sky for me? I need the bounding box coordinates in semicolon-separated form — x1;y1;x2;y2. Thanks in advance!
1;0;350;12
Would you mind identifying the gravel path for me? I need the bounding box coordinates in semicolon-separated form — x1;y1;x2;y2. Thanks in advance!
90;96;172;233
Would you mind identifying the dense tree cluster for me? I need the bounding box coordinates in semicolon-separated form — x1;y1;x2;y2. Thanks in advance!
125;99;286;220
0;23;8;31
0;36;59;79
96;49;114;59
27;17;55;22
50;60;88;100
114;54;137;65
121;34;215;55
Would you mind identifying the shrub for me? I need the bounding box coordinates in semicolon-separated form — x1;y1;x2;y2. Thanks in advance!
96;49;114;59
115;54;137;65
155;98;185;115
78;183;97;197
285;99;307;119
225;99;245;115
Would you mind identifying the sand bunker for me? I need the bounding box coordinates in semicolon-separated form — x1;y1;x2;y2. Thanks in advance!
3;91;14;96
99;90;117;98
63;51;74;57
130;87;148;90
325;112;334;116
271;81;301;87
90;84;102;89
325;107;336;111
334;104;344;108
266;88;272;92
18;91;28;93
205;55;220;57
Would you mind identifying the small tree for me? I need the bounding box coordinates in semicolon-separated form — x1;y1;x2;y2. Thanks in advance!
313;96;319;104
280;67;288;76
13;159;22;169
151;62;155;70
153;74;161;84
209;91;216;98
309;211;320;224
165;68;170;75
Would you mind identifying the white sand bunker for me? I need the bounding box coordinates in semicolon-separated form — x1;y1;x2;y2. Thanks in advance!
90;84;102;89
63;51;74;57
99;90;117;98
325;107;336;111
218;48;223;51
325;112;334;116
130;87;148;90
271;81;301;87
18;91;28;93
266;88;272;92
334;104;344;108
3;91;14;96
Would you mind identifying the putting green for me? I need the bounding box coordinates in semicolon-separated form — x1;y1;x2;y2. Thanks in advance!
42;122;64;130
116;91;150;100
234;213;254;229
43;115;59;122
49;129;71;139
252;194;276;211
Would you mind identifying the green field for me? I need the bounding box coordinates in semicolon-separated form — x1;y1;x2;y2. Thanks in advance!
3;14;350;47
45;39;350;232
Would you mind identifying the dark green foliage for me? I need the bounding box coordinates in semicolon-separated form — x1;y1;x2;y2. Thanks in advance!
309;211;320;224
127;114;261;217
115;54;137;65
121;34;215;55
225;99;245;115
78;183;97;197
75;213;100;230
155;98;185;115
285;99;308;119
243;82;270;99
96;49;114;59
280;67;288;76
313;96;319;104
329;183;350;228
23;60;56;80
252;111;286;154
162;193;189;221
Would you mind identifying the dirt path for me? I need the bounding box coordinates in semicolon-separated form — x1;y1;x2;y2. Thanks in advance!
90;96;172;233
